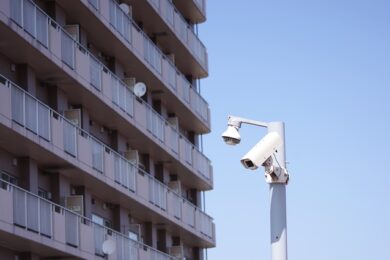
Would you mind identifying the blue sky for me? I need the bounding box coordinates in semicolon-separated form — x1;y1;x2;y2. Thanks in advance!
200;0;390;259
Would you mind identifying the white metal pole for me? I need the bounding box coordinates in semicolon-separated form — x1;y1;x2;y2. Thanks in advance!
267;122;288;260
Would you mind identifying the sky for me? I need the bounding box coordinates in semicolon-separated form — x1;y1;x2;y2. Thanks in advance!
199;0;390;259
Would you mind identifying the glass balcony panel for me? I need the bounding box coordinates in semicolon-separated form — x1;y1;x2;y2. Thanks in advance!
111;76;119;105
91;138;104;172
173;193;182;219
174;10;187;42
114;155;121;183
123;15;131;43
61;30;75;69
109;0;115;26
90;56;102;90
65;210;79;247
116;235;140;259
181;77;190;104
171;129;179;154
63;120;77;156
37;101;50;141
94;224;106;256
11;0;23;25
23;0;35;36
148;0;160;9
116;8;124;36
11;86;24;125
36;8;48;47
127;161;137;192
162;0;174;26
13;188;26;227
39;199;52;237
25;95;37;133
125;87;134;116
183;139;193;165
166;61;176;90
120;157;128;188
27;194;39;232
88;0;99;10
118;81;126;111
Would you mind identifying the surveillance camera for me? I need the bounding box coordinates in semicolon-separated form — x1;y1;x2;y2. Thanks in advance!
240;132;282;170
221;125;241;145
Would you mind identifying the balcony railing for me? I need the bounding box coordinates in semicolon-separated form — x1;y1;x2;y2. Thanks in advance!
8;0;212;183
0;74;215;241
147;0;208;70
146;106;165;142
148;0;207;69
11;0;49;47
108;0;132;43
193;0;206;15
0;179;176;259
11;85;51;141
88;0;99;11
114;154;137;192
85;0;210;126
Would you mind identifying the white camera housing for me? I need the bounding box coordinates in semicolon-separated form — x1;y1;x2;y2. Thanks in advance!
221;125;241;145
241;132;282;170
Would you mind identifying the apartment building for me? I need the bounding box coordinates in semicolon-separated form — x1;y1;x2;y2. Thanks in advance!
0;0;214;259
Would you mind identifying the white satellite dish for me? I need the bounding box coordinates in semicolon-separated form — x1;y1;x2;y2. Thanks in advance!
119;3;130;15
133;82;147;97
102;239;116;255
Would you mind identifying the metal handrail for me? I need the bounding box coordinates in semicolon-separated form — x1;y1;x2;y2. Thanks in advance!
9;0;212;177
104;0;209;111
0;177;176;259
148;0;207;60
1;73;214;222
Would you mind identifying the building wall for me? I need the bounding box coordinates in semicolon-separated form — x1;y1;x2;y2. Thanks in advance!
0;246;17;260
0;0;213;258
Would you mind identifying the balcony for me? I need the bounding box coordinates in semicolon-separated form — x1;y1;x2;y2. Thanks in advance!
173;0;206;24
0;179;176;259
0;75;216;246
0;0;213;189
54;0;211;131
131;0;208;74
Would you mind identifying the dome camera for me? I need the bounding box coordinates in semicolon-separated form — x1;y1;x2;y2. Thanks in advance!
221;125;241;145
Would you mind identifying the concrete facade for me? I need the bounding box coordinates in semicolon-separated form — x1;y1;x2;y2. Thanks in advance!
0;0;213;259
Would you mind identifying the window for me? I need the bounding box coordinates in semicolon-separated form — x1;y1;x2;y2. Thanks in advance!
1;172;18;190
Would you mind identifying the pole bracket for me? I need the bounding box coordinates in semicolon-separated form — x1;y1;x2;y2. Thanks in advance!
264;157;289;184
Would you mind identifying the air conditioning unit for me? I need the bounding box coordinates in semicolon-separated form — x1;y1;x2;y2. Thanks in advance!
166;53;175;64
168;245;184;259
128;223;141;241
123;77;136;89
168;116;179;130
64;109;82;127
65;195;84;215
124;150;145;170
168;180;181;194
124;149;139;164
63;24;80;42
